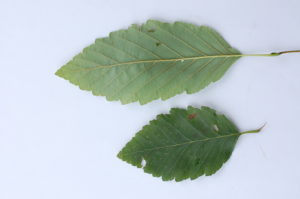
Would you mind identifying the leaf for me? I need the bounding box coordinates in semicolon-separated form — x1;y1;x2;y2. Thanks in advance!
56;20;241;104
118;106;262;181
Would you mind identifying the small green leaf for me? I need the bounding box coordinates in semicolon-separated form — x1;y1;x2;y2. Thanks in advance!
56;20;241;104
118;106;262;181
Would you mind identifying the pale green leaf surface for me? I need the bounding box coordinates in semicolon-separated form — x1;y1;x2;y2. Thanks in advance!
118;106;259;181
56;20;241;104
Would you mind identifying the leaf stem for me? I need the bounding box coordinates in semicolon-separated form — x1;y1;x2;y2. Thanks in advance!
240;123;266;135
242;50;300;57
271;50;300;56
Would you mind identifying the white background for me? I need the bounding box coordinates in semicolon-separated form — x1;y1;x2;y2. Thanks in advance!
1;0;300;198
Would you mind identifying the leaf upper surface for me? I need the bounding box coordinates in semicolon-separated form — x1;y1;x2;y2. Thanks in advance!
56;20;241;104
118;106;242;181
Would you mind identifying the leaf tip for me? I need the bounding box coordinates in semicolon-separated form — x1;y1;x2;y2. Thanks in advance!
55;67;65;78
116;151;122;159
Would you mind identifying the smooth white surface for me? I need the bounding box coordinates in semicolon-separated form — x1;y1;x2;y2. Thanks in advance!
1;0;300;198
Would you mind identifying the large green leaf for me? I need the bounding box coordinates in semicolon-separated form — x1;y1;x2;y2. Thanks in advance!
118;106;262;181
56;20;241;104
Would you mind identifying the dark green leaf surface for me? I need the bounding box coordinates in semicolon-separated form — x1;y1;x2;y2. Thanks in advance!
118;106;261;181
56;20;241;104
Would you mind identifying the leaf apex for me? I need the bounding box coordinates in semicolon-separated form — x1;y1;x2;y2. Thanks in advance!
55;68;62;77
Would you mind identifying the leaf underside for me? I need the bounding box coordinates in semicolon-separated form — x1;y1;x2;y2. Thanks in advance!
56;20;241;104
118;106;242;181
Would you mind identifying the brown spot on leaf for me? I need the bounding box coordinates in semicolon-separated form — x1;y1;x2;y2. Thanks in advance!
188;113;197;120
147;29;155;32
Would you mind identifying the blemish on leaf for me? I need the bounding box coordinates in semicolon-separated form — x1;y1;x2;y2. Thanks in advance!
188;113;197;119
156;42;161;46
141;158;146;168
213;124;219;132
147;29;155;32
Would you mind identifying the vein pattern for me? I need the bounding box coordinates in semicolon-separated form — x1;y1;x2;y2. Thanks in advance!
118;106;241;181
56;20;241;104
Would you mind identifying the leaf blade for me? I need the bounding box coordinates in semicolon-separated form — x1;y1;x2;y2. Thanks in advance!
56;20;241;104
118;106;250;181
